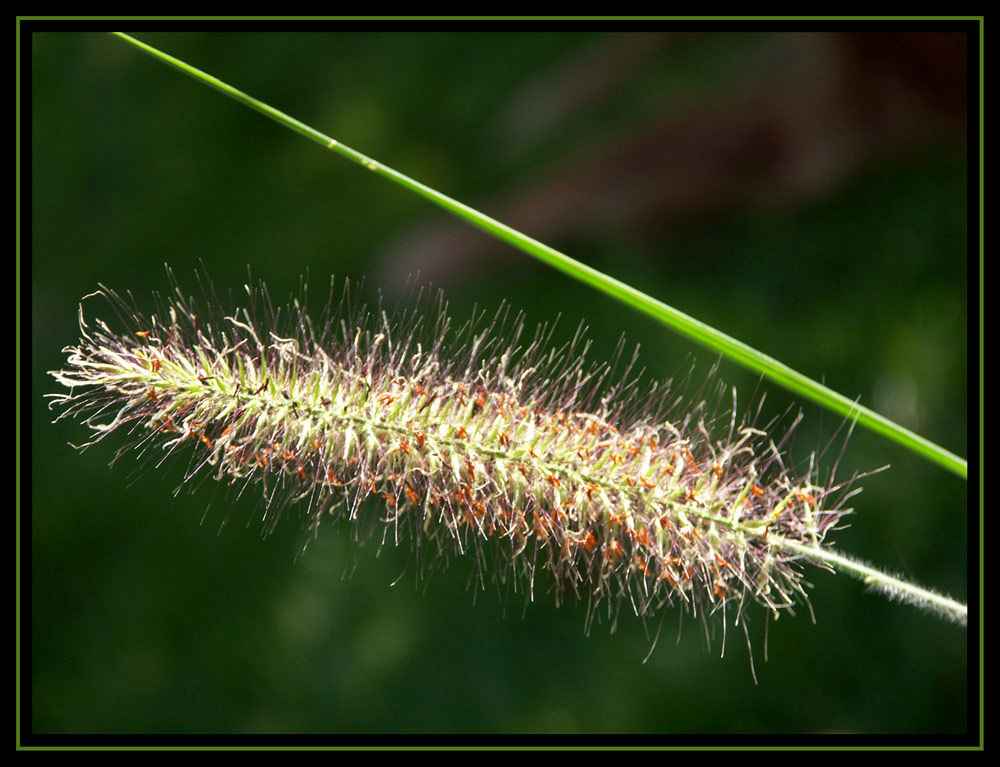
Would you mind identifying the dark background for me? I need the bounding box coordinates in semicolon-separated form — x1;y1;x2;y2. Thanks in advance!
29;28;972;738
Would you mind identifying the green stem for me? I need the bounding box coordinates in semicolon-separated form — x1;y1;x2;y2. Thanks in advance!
776;537;968;627
111;32;967;481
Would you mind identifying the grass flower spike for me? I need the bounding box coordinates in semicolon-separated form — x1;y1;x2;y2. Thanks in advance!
50;268;968;645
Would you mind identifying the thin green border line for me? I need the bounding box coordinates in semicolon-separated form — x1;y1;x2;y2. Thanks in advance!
111;32;967;480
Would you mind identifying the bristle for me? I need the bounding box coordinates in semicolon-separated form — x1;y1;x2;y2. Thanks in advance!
48;268;860;633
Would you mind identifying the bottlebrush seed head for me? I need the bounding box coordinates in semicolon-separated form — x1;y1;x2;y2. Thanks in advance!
48;269;861;633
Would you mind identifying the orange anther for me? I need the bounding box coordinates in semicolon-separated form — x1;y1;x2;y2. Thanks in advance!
389;440;411;457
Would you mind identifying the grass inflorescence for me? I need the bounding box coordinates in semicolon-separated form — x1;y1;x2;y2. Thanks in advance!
48;268;877;639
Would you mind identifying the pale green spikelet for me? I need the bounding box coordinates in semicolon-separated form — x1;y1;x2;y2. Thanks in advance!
48;268;865;634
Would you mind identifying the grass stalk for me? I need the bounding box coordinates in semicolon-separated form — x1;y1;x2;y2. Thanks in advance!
49;275;968;627
111;31;967;482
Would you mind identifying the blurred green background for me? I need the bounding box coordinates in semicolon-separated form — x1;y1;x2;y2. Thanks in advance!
29;30;970;736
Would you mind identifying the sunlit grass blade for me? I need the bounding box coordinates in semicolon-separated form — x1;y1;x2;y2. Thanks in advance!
110;31;967;481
